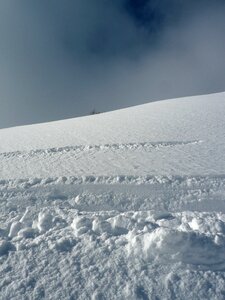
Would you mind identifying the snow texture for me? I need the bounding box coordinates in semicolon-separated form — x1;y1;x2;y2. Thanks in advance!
1;92;225;299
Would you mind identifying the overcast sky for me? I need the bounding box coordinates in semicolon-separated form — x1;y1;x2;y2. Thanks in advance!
0;0;225;128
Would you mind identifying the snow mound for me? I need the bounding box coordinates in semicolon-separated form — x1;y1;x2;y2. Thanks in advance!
127;221;225;268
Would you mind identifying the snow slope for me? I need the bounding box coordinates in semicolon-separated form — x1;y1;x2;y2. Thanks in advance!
0;92;225;179
1;92;225;299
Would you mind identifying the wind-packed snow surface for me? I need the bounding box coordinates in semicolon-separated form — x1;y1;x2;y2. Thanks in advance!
1;92;225;299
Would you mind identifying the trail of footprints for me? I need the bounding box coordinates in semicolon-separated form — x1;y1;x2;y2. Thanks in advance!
0;140;201;159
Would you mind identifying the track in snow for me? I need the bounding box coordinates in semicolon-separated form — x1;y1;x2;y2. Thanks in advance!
0;140;201;159
1;174;225;218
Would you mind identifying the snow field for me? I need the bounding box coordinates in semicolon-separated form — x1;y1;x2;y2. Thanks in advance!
1;92;225;299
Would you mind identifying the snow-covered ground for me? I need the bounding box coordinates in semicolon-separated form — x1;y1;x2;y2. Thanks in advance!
1;92;225;299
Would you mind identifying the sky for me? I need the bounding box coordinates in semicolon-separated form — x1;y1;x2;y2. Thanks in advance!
0;0;225;128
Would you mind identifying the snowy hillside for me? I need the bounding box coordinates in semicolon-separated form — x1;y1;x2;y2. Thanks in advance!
1;92;225;299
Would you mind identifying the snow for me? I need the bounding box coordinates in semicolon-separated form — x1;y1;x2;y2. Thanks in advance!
0;92;225;299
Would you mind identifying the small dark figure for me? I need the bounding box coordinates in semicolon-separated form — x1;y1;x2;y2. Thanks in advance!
90;109;101;115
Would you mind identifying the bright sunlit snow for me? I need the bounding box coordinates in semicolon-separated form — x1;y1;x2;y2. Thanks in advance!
1;92;225;299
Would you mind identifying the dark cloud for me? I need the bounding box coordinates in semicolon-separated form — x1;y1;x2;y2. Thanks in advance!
0;1;225;128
